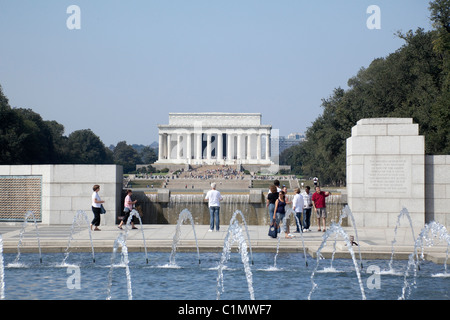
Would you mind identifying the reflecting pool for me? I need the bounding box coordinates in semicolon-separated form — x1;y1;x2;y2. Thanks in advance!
1;251;448;300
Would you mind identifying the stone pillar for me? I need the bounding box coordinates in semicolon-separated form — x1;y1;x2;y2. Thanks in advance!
237;133;242;160
227;134;233;161
207;133;212;160
177;134;182;160
265;132;271;160
346;118;425;229
158;134;164;160
257;134;261;160
163;134;167;159
247;133;252;160
186;133;192;161
218;132;223;161
196;133;202;160
167;134;172;160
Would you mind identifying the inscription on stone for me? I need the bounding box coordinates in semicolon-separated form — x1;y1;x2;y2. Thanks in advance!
364;156;411;196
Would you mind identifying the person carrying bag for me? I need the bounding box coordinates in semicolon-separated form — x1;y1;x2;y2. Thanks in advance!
268;221;278;238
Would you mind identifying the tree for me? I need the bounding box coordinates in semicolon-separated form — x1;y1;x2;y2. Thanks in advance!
429;0;450;33
283;12;449;184
112;141;141;173
14;108;57;164
0;85;119;166
428;0;450;154
45;120;69;163
66;129;113;164
140;146;158;164
0;88;28;164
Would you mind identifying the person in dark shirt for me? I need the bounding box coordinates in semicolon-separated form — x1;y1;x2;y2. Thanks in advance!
274;191;292;239
311;186;330;232
266;184;279;224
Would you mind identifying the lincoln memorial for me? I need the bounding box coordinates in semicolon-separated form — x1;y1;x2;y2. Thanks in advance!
156;113;274;166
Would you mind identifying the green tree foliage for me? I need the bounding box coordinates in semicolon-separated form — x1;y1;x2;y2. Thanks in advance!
428;0;450;155
0;85;158;170
140;146;158;164
66;129;113;164
112;141;142;173
0;88;29;164
0;85;113;165
14;108;58;164
282;1;450;185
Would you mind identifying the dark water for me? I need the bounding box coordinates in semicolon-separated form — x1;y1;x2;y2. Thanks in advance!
1;251;448;300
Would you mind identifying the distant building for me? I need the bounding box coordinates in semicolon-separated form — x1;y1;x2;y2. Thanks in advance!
274;132;306;154
287;132;306;140
156;113;273;166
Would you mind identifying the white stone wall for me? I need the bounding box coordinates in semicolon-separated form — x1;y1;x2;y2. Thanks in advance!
425;156;450;228
168;112;263;127
346;118;425;229
0;165;123;225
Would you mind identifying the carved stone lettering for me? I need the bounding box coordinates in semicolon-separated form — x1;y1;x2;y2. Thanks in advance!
364;156;411;196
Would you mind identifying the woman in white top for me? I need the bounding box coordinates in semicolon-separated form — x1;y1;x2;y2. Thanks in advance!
91;184;104;231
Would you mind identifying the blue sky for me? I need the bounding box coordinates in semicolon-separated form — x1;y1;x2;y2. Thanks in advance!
0;1;432;146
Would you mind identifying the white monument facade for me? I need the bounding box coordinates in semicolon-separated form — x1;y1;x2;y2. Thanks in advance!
346;118;425;228
156;113;274;166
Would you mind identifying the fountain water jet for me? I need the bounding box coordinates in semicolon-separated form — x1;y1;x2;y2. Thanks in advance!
399;221;450;300
340;206;363;269
308;223;366;300
284;208;308;267
272;232;282;270
125;209;149;264
62;210;95;264
11;211;42;265
327;205;362;271
169;209;201;266
386;207;416;273
216;219;255;300
106;233;133;300
229;210;254;265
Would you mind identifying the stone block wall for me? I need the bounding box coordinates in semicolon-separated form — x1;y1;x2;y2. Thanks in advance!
346;118;425;229
0;165;123;225
425;156;450;228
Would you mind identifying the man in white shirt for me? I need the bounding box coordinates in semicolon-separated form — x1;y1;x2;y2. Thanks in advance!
292;188;304;233
205;182;223;231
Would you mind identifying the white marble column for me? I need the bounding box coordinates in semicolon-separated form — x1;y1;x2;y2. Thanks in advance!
217;132;223;161
167;134;172;160
186;133;192;161
206;133;212;160
265;132;270;160
247;133;252;160
196;133;202;160
227;134;233;161
158;134;164;160
257;133;261;160
164;134;168;159
177;134;182;160
237;133;242;160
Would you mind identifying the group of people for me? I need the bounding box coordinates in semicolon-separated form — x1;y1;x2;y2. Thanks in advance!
202;178;332;236
90;185;139;231
266;179;331;238
180;166;244;180
90;178;330;236
91;181;225;232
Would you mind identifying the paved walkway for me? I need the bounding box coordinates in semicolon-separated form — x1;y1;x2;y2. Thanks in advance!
0;223;448;264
